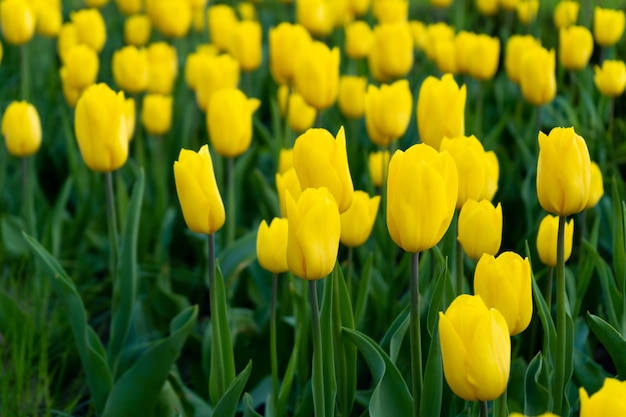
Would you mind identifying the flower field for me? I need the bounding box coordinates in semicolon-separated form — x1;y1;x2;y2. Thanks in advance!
1;0;626;416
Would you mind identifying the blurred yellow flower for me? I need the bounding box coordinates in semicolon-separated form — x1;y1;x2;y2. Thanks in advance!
477;0;499;16
368;150;389;188
369;22;413;81
276;167;302;218
372;0;408;23
468;34;500;81
207;4;238;52
112;46;149;93
579;378;626;416
0;0;35;45
293;42;340;110
594;7;625;47
149;0;192;38
422;22;455;64
344;20;373;59
340;191;380;247
482;151;499;201
586;161;604;209
505;35;541;84
554;0;579;28
296;0;334;37
195;54;240;112
434;37;457;75
277;148;294;174
337;75;367;119
409;20;427;50
31;0;61;37
559;25;593;71
594;60;626;97
124;14;152;46
520;46;556;106
516;0;539;25
230;20;262;72
536;214;574;266
277;86;317;133
60;44;99;90
365;80;412;146
71;8;107;53
1;101;42;157
146;42;178;94
141;94;172;136
57;23;78;61
116;0;142;15
269;23;312;85
123;97;136;141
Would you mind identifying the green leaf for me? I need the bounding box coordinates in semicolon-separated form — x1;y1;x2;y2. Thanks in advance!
420;319;442;417
47;177;73;258
343;328;413;417
212;361;253;417
320;278;337;417
276;329;300;417
612;177;625;293
23;233;113;414
219;230;258;286
581;239;621;328
427;262;449;337
101;305;198;417
587;313;626;379
0;288;31;334
354;254;373;330
2;215;30;256
523;353;552;416
243;393;263;417
526;241;556;360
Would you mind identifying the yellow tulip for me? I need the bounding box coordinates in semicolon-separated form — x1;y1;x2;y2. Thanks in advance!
116;0;142;15
238;2;257;21
477;0;498;15
422;22;455;62
364;80;412;147
344;20;373;59
192;6;205;32
409;20;427;50
286;187;341;280
536;127;591;216
520;46;556;106
579;378;626;416
184;47;219;90
434;37;458;75
457;200;502;261
482;150;500;201
57;23;78;62
31;0;61;37
276;167;302;218
296;0;334;37
505;35;541;84
554;0;579;28
293;42;340;110
195;54;240;112
499;0;519;10
586;161;604;209
230;20;262;72
173;144;225;235
349;0;371;16
207;4;238;52
257;218;289;274
417;74;466;150
60;45;99;90
369;22;413;81
516;0;539;25
594;60;626;97
372;0;408;23
269;23;312;85
112;46;149;93
60;72;82;108
468;34;500;81
337;75;367;119
149;0;192;38
559;26;593;71
340;191;380;248
277;86;317;133
455;31;476;75
536;214;574;267
123;97;136;141
277;148;294;174
207;88;260;158
0;0;35;45
71;8;106;53
1;101;42;157
141;94;172;136
74;83;128;172
387;144;458;253
439;294;510;401
594;7;625;47
146;42;178;94
368;150;389;188
124;14;151;47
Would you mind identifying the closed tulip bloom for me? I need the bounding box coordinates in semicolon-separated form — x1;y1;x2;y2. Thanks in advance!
387;144;458;252
293;42;340;110
410;20;427;50
74;83;128;172
536;214;574;266
477;0;498;16
474;252;532;335
344;20;373;59
586;161;604;209
338;75;367;119
349;0;371;16
237;2;257;21
554;0;579;28
458;200;502;260
195;54;240;112
296;0;333;37
580;378;626;417
278;149;294;174
559;26;593;71
1;101;42;157
520;46;556;106
123;98;135;141
185;51;211;89
61;45;99;90
71;9;106;53
277;86;317;133
230;20;262;71
269;23;312;85
1;0;35;45
150;0;192;38
594;7;625;47
368;150;389;188
112;46;149;93
505;35;541;84
207;4;238;52
482;150;499;201
276;168;302;217
207;88;260;158
594;60;626;97
499;0;519;10
537;127;591;216
57;23;78;61
293;127;353;213
372;0;409;23
434;37;458;75
340;191;380;247
257;218;289;274
417;74;466;150
468;35;500;81
124;14;152;46
60;71;82;107
370;22;413;80
423;22;455;62
174;145;225;234
286;187;341;280
439;294;510;401
32;0;61;37
116;0;142;15
192;7;205;32
141;94;172;136
365;80;412;146
147;42;178;94
516;0;539;24
455;31;476;75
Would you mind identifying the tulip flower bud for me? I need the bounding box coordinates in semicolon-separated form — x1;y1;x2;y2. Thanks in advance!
71;8;107;53
559;26;593;71
257;218;289;274
141;94;172;136
409;20;427;50
516;0;539;25
482;151;499;201
32;1;61;37
372;0;408;23
337;75;367;120
457;200;502;260
586;162;604;209
195;54;240;112
296;0;334;37
594;7;625;47
594;60;626;97
579;378;626;416
0;0;35;45
439;294;510;401
123;97;136;141
207;4;238;52
174;145;225;234
124;14;152;46
116;0;142;15
422;22;454;62
230;20;262;72
369;22;413;81
207;88;260;158
269;23;312;85
536;214;574;267
349;0;371;16
468;34;500;81
112;46;149;93
293;42;340;110
149;0;192;38
58;23;79;62
277;86;317;133
434;37;458;75
536;127;590;216
417;74;466;150
1;101;42;157
147;42;178;95
477;0;498;16
276;167;302;218
61;45;100;90
520;46;556;106
387;144;458;252
500;0;519;10
368;150;389;188
505;35;541;84
74;83;128;172
293;127;354;213
286;187;341;280
344;20;373;60
364;80;412;146
340;191;380;248
554;0;579;28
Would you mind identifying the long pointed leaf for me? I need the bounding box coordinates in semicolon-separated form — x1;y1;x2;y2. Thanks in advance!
587;313;626;379
212;361;253;417
420;320;442;417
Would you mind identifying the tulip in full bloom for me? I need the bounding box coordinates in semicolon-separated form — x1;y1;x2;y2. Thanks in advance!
520;46;556;106
536;214;574;267
269;23;312;85
207;4;238;51
505;35;541;84
368;150;389;188
149;0;192;38
344;20;373;59
417;74;466;150
277;86;317;133
124;14;152;46
286;187;341;280
1;101;42;157
579;378;626;416
293;127;354;213
257;218;289;274
230;20;262;72
74;83;128;172
365;80;412;146
369;22;413;81
537;127;591;216
387;144;458;253
0;0;35;45
60;45;99;90
141;94;172;136
457;200;502;260
594;60;626;97
293;42;340;110
559;26;593;71
276;168;302;218
174;145;225;234
116;0;142;15
195;54;240;112
340;191;380;247
112;46;149;93
468;34;500;81
516;0;539;24
337;75;367;119
594;7;625;47
554;0;579;28
439;294;510;401
146;42;178;95
71;8;107;53
372;0;408;23
586;162;604;209
296;0;334;37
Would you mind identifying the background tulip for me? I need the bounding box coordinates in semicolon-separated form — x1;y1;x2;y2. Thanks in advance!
344;21;373;59
141;94;172;136
277;86;317;133
586;162;604;209
112;46;149;93
207;4;238;52
276;168;302;218
368;150;389;188
505;35;541;84
230;20;262;72
579;378;626;416
71;9;107;53
31;0;61;37
369;22;413;80
296;0;334;37
124;14;152;46
468;35;500;81
340;191;380;247
1;101;42;157
149;0;192;38
536;214;574;266
60;45;99;90
146;42;178;94
195;54;240;112
338;75;367;119
559;26;593;71
257;218;289;274
269;23;312;85
554;0;579;28
477;0;498;16
123;98;135;141
516;0;539;24
293;42;340;110
365;80;412;146
482;151;500;201
593;7;625;47
372;0;408;23
0;0;35;45
116;0;142;15
594;60;626;97
520;46;556;106
457;200;502;260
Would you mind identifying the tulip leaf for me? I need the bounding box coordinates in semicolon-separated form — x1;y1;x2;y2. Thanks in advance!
427;261;450;337
277;321;300;417
379;305;409;364
1;215;30;256
343;328;413;417
47;177;73;258
420;319;442;417
0;288;31;335
243;393;263;417
212;361;253;417
354;253;373;330
250;169;280;219
23;233;113;414
526;242;556;360
612;178;626;294
523;353;552;416
581;239;621;328
219;230;258;286
320;278;338;417
587;313;626;380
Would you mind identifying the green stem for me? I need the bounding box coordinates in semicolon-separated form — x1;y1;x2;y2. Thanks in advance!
410;252;422;417
271;273;279;416
480;400;489;417
105;172;119;278
545;266;554;311
226;157;236;246
553;215;567;415
21;157;35;236
347;246;353;298
21;44;31;101
495;388;507;417
456;217;464;295
309;280;326;417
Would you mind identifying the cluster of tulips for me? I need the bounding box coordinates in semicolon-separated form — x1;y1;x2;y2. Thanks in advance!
1;0;626;415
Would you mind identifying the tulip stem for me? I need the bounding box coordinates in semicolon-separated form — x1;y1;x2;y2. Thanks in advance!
21;156;35;236
225;157;236;246
553;215;567;416
480;400;489;417
410;251;422;417
21;44;31;102
309;280;326;417
545;266;554;311
270;273;279;416
347;247;353;297
104;172;119;279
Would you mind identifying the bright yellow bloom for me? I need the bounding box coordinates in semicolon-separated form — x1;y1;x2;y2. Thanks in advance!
277;86;317;133
146;42;178;94
124;14;151;46
457;200;502;260
586;161;604;209
409;20;427;50
230;20;262;71
60;71;82;108
482;150;500;201
372;0;408;23
195;54;240;112
417;74;466;150
123;97;135;141
112;46;149;93
368;150;389;188
537;127;591;216
468;34;500;81
207;4;238;51
439;294;510;401
269;23;312;85
349;0;371;16
422;22;454;62
238;2;257;21
60;45;99;90
369;22;413;81
71;8;106;53
116;0;142;15
277;149;294;174
434;37;457;75
174;145;225;234
57;23;78;61
257;218;289;274
387;144;458;252
520;46;556;106
559;26;593;71
580;378;626;416
454;31;475;75
505;35;541;84
1;101;42;157
536;214;574;267
337;76;367;120
594;60;626;97
293;42;340;110
364;80;412;147
150;0;192;38
141;94;172;136
340;191;380;247
286;187;341;280
31;0;61;37
74;83;128;172
344;20;373;59
276;167;302;218
594;7;625;47
0;0;35;45
477;0;499;16
554;0;579;28
516;0;539;25
296;0;334;37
